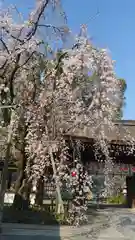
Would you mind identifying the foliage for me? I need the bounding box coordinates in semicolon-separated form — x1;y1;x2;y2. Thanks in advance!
106;193;126;204
115;78;127;119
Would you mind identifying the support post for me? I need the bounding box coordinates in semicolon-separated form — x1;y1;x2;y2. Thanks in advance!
49;146;64;215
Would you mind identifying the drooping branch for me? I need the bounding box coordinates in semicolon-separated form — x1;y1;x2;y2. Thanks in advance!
9;53;21;104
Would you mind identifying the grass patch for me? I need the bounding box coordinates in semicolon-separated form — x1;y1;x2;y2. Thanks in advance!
106;194;126;204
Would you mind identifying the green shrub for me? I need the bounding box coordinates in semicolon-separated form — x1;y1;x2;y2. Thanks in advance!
106;194;126;204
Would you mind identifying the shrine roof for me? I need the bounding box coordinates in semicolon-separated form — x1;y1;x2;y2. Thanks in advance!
64;120;135;144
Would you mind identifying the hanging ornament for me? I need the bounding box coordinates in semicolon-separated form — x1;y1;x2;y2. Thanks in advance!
71;170;77;177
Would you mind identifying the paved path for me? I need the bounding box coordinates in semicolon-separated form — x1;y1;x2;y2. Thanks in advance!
1;208;135;239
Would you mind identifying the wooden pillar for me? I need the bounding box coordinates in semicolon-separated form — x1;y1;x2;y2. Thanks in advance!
126;175;135;208
7;171;12;190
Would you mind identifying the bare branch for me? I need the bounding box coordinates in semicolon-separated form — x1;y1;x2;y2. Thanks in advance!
9;53;21;103
0;59;8;70
3;27;24;44
0;105;16;109
18;51;36;69
26;0;50;41
38;24;61;33
0;39;9;54
85;8;100;25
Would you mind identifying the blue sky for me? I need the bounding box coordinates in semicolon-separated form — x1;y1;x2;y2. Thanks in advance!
2;0;135;119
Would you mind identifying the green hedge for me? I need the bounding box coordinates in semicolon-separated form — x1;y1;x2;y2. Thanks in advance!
106;194;126;204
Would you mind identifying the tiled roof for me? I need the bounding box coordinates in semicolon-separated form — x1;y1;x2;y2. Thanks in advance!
64;120;135;144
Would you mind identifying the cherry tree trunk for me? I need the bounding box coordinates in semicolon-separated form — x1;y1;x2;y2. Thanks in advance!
13;153;30;210
35;176;44;206
0;112;14;232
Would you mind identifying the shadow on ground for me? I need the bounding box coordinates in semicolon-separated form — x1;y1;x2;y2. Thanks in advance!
1;206;61;240
3;205;60;225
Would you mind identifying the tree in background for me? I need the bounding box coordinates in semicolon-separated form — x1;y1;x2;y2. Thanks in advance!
88;74;127;120
116;78;127;119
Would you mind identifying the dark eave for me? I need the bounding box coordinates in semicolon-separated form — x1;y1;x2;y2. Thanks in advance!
64;120;135;145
